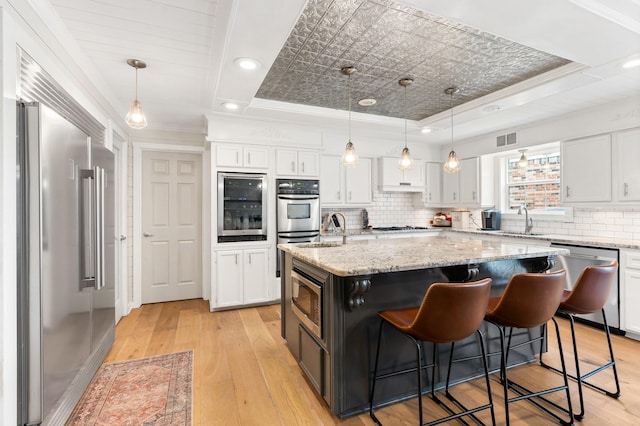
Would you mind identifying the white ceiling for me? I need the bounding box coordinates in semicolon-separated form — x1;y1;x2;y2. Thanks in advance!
47;0;640;144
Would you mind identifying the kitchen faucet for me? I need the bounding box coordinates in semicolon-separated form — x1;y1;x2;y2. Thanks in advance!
518;204;534;234
326;212;348;244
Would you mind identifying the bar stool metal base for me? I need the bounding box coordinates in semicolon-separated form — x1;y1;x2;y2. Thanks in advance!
487;317;574;426
369;320;496;426
540;309;621;420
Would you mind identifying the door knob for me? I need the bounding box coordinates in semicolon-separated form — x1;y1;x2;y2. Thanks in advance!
143;232;154;237
120;235;127;241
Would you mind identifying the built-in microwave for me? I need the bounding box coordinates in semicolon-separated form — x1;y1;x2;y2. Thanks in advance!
291;269;322;340
217;172;267;242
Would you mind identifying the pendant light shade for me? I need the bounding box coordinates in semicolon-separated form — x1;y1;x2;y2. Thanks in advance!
125;59;147;129
443;87;461;174
398;78;414;171
340;66;359;168
517;149;528;169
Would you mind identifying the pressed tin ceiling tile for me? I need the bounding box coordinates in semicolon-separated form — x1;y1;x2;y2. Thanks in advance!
255;0;571;120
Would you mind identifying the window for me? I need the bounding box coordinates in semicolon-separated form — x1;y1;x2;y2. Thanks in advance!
500;143;570;219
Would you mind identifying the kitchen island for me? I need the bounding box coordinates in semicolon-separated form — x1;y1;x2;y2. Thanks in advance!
279;234;569;418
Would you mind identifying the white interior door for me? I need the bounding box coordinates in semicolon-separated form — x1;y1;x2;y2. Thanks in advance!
141;151;202;303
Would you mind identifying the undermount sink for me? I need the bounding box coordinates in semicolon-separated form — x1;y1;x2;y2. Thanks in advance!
296;241;343;248
494;231;546;236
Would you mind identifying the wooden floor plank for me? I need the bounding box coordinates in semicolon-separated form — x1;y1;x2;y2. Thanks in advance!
104;300;640;425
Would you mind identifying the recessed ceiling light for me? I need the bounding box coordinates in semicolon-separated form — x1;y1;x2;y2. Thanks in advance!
622;58;640;69
482;105;502;112
358;98;376;106
420;128;432;134
222;102;240;110
234;57;260;70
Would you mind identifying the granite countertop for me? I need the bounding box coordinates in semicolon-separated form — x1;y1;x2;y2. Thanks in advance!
278;235;569;277
450;229;640;250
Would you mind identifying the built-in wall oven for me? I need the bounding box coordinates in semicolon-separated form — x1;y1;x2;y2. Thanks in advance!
276;179;320;276
217;172;267;242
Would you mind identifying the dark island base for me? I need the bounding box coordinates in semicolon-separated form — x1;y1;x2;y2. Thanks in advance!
282;254;555;418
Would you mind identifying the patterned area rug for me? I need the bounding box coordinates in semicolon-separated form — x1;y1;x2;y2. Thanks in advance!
67;351;193;426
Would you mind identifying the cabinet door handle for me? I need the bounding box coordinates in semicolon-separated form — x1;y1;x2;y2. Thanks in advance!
291;161;295;172
624;182;629;196
428;192;432;201
453;192;457;201
301;162;305;173
235;254;238;265
247;152;251;164
472;191;476;200
337;191;341;200
248;254;252;264
349;191;352;200
236;152;239;164
566;186;571;198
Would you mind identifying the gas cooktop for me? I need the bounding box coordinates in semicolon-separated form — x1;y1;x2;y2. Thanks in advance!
372;226;430;231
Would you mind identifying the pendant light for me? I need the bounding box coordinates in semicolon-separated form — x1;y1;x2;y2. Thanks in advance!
125;59;148;129
340;66;359;168
517;149;528;169
443;87;461;174
398;78;414;171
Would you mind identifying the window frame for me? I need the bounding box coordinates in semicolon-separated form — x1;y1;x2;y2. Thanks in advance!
496;142;573;222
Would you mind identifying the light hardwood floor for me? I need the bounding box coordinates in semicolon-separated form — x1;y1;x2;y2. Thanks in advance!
105;299;640;425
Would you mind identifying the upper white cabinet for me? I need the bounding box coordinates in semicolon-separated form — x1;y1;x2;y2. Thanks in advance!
615;129;640;202
378;157;424;192
442;157;481;206
276;149;319;177
561;135;612;204
415;162;442;206
216;144;269;169
320;155;372;206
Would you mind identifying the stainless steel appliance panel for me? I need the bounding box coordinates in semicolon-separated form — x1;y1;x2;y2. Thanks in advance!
217;172;267;241
550;243;620;331
276;194;320;232
17;102;115;425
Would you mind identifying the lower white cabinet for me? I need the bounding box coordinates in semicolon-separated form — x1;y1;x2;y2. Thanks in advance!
622;249;640;339
215;247;269;308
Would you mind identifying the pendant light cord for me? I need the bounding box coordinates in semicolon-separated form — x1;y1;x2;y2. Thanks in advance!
450;90;454;149
135;65;139;101
404;83;408;148
348;73;352;142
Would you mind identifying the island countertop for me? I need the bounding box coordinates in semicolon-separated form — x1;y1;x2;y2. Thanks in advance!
278;234;569;277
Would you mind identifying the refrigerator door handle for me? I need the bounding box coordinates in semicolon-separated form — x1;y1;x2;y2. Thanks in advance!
95;166;105;290
80;169;96;289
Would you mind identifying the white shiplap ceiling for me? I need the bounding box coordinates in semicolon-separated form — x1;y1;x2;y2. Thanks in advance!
46;0;640;144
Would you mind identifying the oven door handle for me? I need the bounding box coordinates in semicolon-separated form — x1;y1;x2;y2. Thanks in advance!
277;194;319;200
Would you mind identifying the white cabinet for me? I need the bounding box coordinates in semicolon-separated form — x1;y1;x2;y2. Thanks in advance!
561;135;612;203
216;144;269;169
424;162;442;205
276;149;319;177
442;157;480;206
320;155;372;206
615;129;640;202
622;249;640;339
215;248;269;308
378;157;424;192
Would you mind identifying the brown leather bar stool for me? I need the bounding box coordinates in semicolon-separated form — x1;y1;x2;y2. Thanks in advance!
484;269;574;426
540;260;620;420
369;278;495;426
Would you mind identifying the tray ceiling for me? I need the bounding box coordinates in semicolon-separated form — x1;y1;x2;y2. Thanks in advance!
256;0;571;121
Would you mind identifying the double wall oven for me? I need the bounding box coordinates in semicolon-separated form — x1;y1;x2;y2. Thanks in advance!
276;178;320;276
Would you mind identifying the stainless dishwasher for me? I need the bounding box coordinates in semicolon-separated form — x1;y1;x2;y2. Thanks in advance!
550;243;621;334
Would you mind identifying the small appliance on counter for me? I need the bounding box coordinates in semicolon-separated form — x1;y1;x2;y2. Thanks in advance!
481;209;501;230
450;210;470;229
431;212;451;227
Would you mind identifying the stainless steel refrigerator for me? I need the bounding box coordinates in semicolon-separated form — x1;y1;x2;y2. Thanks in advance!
16;101;115;425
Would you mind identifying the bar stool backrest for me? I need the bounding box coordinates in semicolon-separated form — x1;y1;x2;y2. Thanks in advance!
487;270;567;328
408;278;492;343
561;260;618;315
